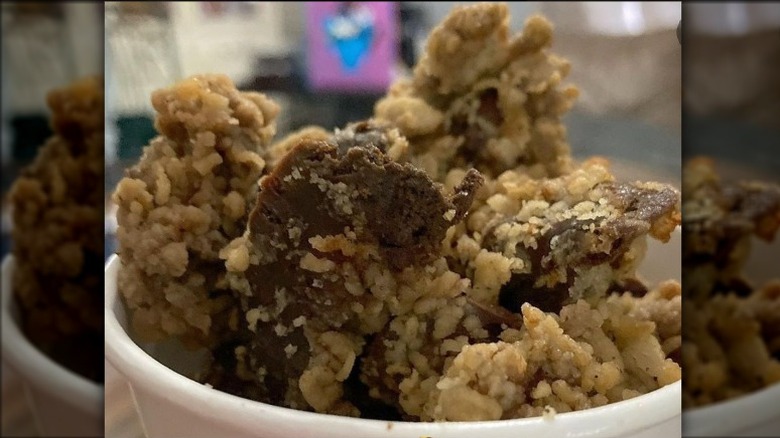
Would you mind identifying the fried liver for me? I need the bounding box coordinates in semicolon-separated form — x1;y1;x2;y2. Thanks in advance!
229;122;483;411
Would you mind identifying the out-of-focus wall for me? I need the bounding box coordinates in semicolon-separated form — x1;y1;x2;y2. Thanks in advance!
411;2;681;134
105;2;299;162
106;2;296;116
684;3;780;133
538;2;681;134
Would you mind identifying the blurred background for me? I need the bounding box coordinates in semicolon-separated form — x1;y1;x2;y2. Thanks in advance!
102;1;682;159
1;2;102;257
683;2;780;171
681;4;780;436
1;3;103;437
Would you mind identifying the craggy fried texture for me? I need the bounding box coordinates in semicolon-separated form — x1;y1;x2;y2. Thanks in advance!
442;159;679;315
681;158;780;409
362;281;680;421
216;122;484;413
682;157;780;300
113;74;279;348
374;3;578;181
9;77;104;382
116;3;683;421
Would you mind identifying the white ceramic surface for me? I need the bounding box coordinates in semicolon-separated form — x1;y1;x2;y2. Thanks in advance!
0;256;103;437
683;383;780;437
682;223;780;437
105;228;682;438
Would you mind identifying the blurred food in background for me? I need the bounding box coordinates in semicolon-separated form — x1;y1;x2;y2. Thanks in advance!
1;1;102;258
7;77;105;384
680;158;780;410
681;4;780;436
1;3;104;437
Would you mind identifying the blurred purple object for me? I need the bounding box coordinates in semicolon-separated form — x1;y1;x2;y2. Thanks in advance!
305;2;398;93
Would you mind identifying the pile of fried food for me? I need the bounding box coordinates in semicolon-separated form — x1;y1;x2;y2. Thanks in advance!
681;157;780;409
114;3;682;421
8;77;104;383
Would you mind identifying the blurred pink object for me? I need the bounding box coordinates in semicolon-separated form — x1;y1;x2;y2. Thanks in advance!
305;2;398;93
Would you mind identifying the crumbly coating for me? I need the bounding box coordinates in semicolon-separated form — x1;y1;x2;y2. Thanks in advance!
211;121;680;420
8;77;104;383
117;3;683;422
113;74;279;348
362;281;681;421
216;122;484;412
683;281;780;408
374;3;578;181
441;158;680;313
681;158;780;408
682;157;780;300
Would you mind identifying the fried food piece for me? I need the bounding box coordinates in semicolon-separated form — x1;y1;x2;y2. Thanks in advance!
8;76;104;382
440;158;680;315
683;281;780;409
682;157;780;300
681;158;780;408
361;280;681;421
217;122;484;414
119;3;685;422
113;74;279;348
374;3;578;181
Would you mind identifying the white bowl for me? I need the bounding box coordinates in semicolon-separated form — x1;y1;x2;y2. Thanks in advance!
105;227;682;438
682;229;780;437
0;255;103;437
683;383;780;437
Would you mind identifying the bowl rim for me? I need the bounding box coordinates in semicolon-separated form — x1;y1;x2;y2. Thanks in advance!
681;235;780;434
682;377;780;434
104;254;681;435
0;255;103;413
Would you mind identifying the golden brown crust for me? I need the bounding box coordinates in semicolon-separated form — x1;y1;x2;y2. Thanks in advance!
361;281;681;421
219;122;484;411
441;159;680;314
375;4;578;180
682;158;780;408
113;74;279;348
116;3;683;422
9;76;104;382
